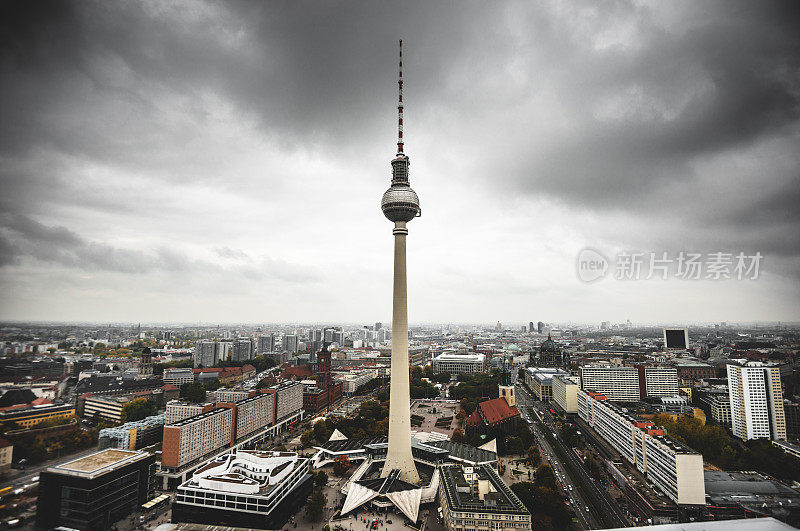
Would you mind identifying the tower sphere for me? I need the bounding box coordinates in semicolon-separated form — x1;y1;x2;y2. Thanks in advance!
381;185;420;222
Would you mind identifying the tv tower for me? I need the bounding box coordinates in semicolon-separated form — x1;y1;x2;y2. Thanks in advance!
380;39;421;483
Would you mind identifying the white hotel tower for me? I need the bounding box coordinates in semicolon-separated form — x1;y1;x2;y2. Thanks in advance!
380;40;421;483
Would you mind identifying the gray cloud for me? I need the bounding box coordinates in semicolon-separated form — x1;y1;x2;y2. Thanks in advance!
1;0;798;321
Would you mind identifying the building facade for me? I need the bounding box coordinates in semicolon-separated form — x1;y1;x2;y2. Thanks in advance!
162;407;235;470
438;463;532;530
727;363;786;441
36;449;156;530
579;365;678;402
432;353;486;377
552;374;580;413
171;450;312;529
577;389;705;506
163;368;195;387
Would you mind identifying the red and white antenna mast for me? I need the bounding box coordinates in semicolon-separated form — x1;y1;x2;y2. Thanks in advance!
397;39;404;155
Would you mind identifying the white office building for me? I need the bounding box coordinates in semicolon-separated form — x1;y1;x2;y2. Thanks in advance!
727;363;786;441
552;374;580;413
431;353;486;377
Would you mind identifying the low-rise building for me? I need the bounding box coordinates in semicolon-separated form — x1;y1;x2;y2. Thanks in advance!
36;449;156;530
438;463;532;530
163;368;195;387
552;374;579;413
98;413;165;450
0;401;75;429
172;450;313;529
524;367;569;401
432;353;486;378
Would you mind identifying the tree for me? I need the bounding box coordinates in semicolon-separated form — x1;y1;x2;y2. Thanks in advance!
180;382;207;403
120;398;158;423
527;445;541;467
451;429;466;443
533;464;556;490
333;455;351;476
314;470;328;487
306;488;326;521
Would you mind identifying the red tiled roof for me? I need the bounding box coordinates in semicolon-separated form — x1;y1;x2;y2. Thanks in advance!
242;364;255;373
476;397;520;425
161;384;179;391
280;365;313;380
0;437;11;448
79;392;94;399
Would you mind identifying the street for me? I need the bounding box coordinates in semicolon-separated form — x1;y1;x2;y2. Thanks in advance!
515;384;598;530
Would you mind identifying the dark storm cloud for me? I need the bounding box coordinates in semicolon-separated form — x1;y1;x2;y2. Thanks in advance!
0;213;319;282
1;0;799;321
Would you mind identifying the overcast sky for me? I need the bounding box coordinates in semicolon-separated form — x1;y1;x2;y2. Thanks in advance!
1;1;799;325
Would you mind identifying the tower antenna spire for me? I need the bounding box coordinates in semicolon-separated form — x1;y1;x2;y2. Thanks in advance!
397;39;404;154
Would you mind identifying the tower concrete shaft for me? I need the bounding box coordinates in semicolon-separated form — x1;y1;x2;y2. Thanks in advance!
381;221;420;483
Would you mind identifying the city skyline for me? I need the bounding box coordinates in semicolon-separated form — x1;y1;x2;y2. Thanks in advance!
2;1;800;324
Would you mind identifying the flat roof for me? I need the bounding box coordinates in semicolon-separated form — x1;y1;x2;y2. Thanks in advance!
55;449;146;475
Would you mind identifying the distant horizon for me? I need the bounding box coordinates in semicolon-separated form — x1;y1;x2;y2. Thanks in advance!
2;319;799;329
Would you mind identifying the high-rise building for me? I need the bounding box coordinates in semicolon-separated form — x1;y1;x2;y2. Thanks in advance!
375;322;382;330
537;321;544;334
379;40;421;484
258;334;275;355
232;338;253;362
282;334;299;354
194;341;217;368
215;341;232;363
528;321;534;333
727;362;786;441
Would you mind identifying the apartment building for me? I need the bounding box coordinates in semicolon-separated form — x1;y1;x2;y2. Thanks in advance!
642;367;679;398
235;393;274;442
577;389;705;506
578;365;678;401
270;381;304;424
579;366;640;401
162;407;235;470
727;363;786;441
165;401;214;425
215;389;252;403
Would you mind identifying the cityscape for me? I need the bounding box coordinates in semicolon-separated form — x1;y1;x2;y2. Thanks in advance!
2;2;800;531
